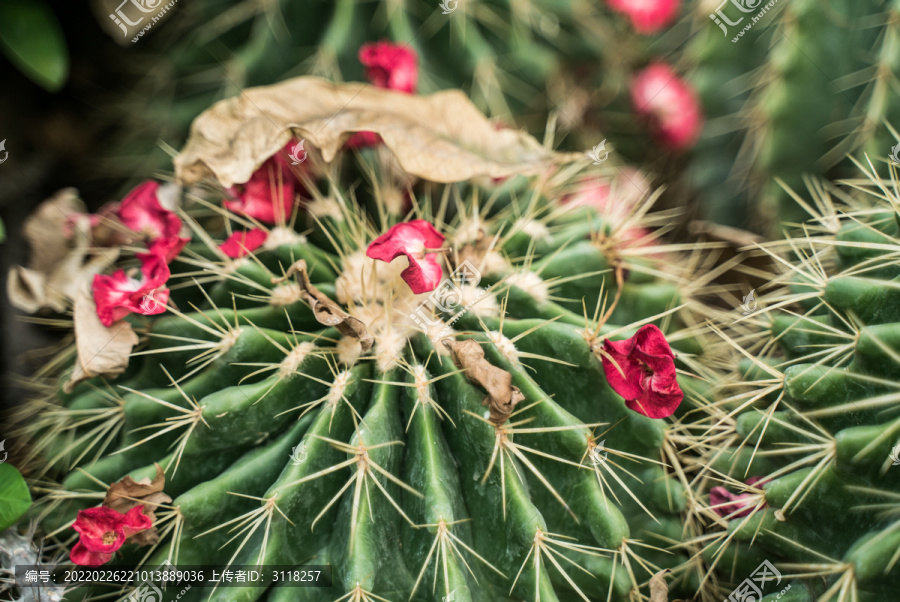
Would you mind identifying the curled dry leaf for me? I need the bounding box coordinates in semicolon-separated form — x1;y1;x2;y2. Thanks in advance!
443;339;525;426
8;189;120;314
649;569;671;602
65;284;140;394
174;76;581;188
273;260;374;352
103;464;171;547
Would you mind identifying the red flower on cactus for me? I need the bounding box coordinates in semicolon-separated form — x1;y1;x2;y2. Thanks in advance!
70;506;152;566
348;41;419;149
225;145;299;224
631;62;703;151
710;477;766;519
366;220;445;294
220;229;268;258
117;181;183;241
607;0;680;34
93;254;171;327
359;41;418;93
601;324;684;419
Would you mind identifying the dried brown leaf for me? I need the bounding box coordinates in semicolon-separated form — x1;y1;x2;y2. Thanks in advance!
64;284;139;393
7;188;118;313
274;260;374;352
649;569;671;602
174;76;581;188
443;339;524;426
104;463;171;547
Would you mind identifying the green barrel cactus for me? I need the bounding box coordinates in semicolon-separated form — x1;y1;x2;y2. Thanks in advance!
696;160;900;601
9;77;721;601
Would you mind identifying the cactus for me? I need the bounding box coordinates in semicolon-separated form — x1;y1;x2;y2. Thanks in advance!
695;158;900;601
685;0;900;232
7;76;728;602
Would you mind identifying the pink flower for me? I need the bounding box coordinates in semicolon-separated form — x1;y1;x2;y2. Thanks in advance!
220;229;268;258
117;181;182;241
137;236;189;264
631;62;703;151
710;477;766;519
607;0;680;34
93;254;171;327
601;324;684;419
366;220;445;294
70;506;151;566
562;169;653;247
348;41;418;149
224;145;299;224
359;41;418;94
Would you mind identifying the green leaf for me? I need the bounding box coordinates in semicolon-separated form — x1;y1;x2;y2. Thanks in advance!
0;0;68;92
0;216;5;243
0;462;32;531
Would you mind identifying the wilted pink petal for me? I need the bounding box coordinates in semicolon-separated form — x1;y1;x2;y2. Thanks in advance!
93;254;171;327
601;324;684;418
607;0;680;34
70;506;151;566
562;169;653;247
117;181;182;241
137;236;189;264
366;219;445;294
220;229;268;258
359;41;418;93
631;62;703;151
224;145;299;224
710;477;766;519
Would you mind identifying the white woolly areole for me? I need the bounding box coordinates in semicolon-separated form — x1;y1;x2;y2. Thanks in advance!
412;364;431;404
480;250;510;276
327;370;353;407
508;270;549;304
269;283;303;307
489;331;519;363
454;218;485;246
264;226;306;249
306;197;343;220
336;250;410;305
337;336;362;366
514;219;551;242
459;284;498;317
374;325;412;372
279;341;317;378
